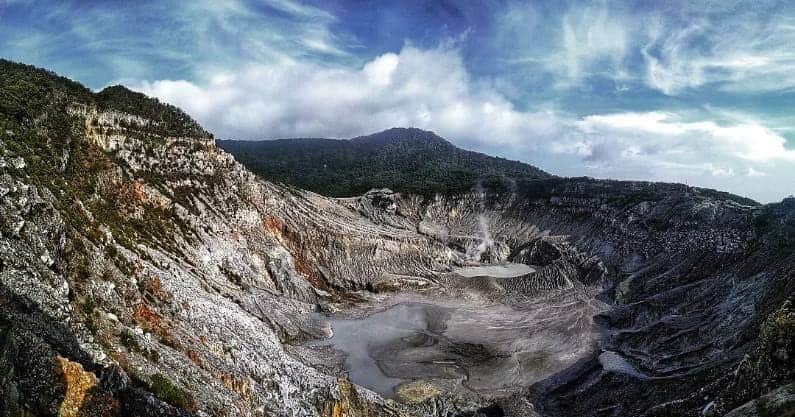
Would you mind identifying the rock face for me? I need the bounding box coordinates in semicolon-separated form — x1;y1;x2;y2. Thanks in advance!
0;59;793;417
397;182;794;416
0;60;409;417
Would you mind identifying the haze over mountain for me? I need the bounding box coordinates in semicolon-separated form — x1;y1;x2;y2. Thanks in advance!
219;128;549;197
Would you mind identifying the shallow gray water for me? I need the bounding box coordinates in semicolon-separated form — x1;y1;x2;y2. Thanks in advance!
310;293;604;398
453;263;535;278
599;351;651;379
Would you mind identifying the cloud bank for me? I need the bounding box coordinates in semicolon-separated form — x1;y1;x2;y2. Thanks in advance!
134;46;560;148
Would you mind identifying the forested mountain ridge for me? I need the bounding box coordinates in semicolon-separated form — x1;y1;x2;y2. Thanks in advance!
219;127;550;196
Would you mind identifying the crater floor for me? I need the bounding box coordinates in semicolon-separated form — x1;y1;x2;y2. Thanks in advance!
307;279;606;401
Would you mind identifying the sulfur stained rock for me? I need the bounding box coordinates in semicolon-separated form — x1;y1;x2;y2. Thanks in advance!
395;381;441;404
323;379;398;417
56;356;97;417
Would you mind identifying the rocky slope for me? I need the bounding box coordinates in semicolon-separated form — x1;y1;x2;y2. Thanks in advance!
0;60;435;417
0;59;793;417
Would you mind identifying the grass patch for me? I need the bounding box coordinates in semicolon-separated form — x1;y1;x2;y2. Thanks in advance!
120;329;140;352
150;373;195;410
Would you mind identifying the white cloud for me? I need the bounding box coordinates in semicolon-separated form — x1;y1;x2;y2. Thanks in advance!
573;112;795;163
557;4;629;85
496;2;795;96
0;0;348;89
747;167;767;177
497;2;631;87
133;45;561;149
642;15;795;94
556;111;795;201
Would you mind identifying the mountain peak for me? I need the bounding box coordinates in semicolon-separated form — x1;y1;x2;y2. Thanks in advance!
219;129;549;197
350;127;451;146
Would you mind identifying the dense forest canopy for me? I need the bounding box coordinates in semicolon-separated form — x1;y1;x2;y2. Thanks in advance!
219;128;551;197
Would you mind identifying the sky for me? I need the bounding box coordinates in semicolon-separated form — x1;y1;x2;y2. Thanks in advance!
1;0;794;202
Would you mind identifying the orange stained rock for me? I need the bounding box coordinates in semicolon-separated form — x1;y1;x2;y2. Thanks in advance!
263;215;285;237
57;356;97;417
263;215;327;289
324;378;386;417
133;302;162;330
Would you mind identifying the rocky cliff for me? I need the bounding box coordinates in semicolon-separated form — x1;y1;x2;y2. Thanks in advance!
0;59;792;417
0;60;422;417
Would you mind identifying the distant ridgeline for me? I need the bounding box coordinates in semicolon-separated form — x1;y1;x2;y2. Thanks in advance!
218;128;551;197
